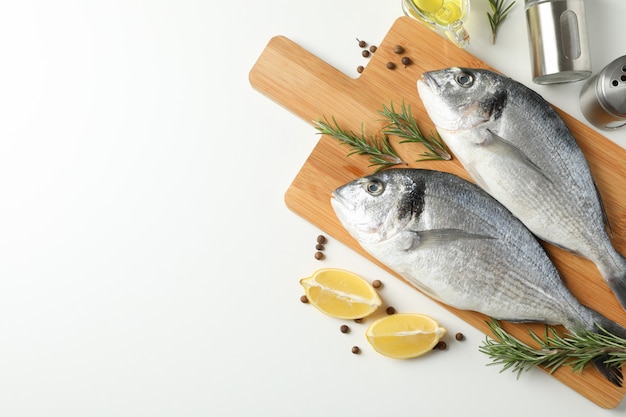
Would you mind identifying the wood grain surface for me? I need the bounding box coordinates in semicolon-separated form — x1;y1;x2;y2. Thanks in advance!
249;17;626;408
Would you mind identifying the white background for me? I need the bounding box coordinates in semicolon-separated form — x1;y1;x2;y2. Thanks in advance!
1;1;625;416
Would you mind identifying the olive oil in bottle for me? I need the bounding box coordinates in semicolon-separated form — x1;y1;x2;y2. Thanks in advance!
402;0;470;48
412;0;463;26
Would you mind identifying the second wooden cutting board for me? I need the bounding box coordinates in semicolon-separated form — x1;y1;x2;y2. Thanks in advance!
249;17;626;408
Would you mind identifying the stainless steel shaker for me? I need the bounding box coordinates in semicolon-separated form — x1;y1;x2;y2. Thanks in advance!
525;0;591;84
580;56;626;130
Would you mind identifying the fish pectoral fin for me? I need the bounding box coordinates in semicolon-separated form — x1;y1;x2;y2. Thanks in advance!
404;228;496;251
593;180;613;235
485;129;552;183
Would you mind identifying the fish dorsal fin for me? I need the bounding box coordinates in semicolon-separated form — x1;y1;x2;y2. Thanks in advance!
402;228;496;251
485;129;553;184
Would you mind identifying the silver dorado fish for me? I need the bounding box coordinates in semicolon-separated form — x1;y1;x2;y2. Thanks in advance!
331;168;625;385
417;67;626;310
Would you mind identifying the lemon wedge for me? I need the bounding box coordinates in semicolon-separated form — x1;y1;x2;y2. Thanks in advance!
366;313;447;359
300;268;382;320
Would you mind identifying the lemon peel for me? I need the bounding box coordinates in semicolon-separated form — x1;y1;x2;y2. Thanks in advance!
366;313;447;359
300;268;382;320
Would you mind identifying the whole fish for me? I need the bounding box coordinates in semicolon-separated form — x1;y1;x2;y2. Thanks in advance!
417;67;626;310
331;168;625;385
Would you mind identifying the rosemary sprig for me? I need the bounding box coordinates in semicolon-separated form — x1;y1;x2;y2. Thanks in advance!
479;319;626;380
314;116;406;172
379;101;451;161
487;0;516;44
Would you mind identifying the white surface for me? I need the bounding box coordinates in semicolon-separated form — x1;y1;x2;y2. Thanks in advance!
0;1;625;416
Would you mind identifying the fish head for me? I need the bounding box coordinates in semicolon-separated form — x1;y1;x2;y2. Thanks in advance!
417;67;507;133
330;169;423;245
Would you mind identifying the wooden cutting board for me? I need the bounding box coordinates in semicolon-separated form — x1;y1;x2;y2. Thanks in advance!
249;17;626;408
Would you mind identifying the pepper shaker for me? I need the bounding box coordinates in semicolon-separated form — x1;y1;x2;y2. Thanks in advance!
580;56;626;130
525;0;591;84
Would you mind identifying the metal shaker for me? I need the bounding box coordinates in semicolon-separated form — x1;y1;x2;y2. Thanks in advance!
525;0;591;84
580;56;626;130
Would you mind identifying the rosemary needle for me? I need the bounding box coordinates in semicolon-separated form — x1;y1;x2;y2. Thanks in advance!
487;0;516;45
314;116;406;172
379;101;451;161
315;102;451;173
479;319;626;383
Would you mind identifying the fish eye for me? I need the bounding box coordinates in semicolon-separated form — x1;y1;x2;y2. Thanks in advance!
455;72;474;87
364;180;384;196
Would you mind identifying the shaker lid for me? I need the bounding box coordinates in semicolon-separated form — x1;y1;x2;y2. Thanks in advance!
598;56;626;117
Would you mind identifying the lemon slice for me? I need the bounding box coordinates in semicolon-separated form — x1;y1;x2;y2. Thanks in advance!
300;268;382;319
366;313;447;359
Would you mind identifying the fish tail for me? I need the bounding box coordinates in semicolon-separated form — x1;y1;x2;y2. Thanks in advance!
607;273;626;312
598;250;626;311
586;311;626;387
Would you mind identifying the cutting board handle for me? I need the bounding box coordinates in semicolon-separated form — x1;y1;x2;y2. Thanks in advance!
249;36;358;125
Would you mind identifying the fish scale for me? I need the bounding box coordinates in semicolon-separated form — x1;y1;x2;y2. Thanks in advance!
331;168;626;386
417;67;626;310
